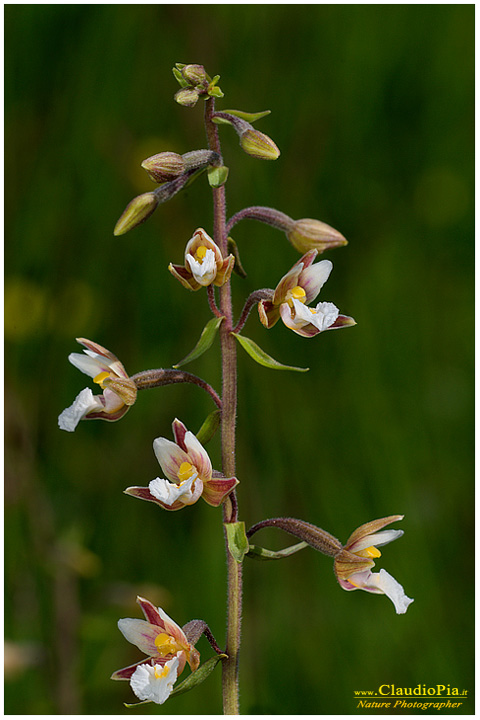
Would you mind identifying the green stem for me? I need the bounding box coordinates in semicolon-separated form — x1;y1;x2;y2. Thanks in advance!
205;97;242;715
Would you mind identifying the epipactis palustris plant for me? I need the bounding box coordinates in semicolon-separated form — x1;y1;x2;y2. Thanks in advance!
58;63;413;713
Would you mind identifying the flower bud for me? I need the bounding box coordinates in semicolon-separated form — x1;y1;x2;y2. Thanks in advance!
174;87;200;108
114;192;158;236
287;218;348;254
141;152;185;183
181;64;207;85
240;128;280;160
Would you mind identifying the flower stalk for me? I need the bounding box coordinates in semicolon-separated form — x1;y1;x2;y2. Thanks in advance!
205;96;242;715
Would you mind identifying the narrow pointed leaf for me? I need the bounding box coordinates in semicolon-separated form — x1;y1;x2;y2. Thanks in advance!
213;109;271;124
174;316;224;368
233;333;309;372
224;521;249;563
196;410;221;445
247;541;308;561
228;237;247;278
170;654;227;698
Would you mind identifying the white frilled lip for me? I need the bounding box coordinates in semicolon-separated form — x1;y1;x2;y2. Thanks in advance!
149;474;204;507
130;657;179;704
341;569;414;615
186;249;217;286
58;388;102;432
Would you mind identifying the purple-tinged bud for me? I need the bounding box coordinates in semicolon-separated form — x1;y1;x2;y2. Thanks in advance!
113;192;158;236
288;218;348;254
174;87;200;107
141;152;185;183
240;128;280;160
181;64;207;85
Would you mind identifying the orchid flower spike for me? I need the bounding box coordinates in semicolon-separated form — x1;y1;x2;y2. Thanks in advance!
125;418;238;510
258;250;355;337
58;338;137;432
168;228;235;290
334;515;414;614
112;596;200;704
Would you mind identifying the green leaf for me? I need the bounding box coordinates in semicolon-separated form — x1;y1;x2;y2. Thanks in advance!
228;237;247;278
174;316;224;368
209;74;221;87
196;410;221;445
247;541;308;561
207;165;229;188
172;67;189;88
232;333;309;372
208;85;224;99
213;108;271;124
124;699;152;708
170;654;227;698
224;521;249;563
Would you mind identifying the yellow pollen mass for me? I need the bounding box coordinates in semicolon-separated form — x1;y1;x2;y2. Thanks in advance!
356;545;382;559
93;371;110;387
154;632;178;655
195;245;208;263
154;664;171;680
287;285;307;307
178;461;195;484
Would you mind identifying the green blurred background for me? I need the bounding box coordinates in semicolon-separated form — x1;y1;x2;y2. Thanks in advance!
5;5;474;715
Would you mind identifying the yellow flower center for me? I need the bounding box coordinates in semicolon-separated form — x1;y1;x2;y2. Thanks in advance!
194;245;208;263
287;285;306;307
154;664;171;680
154;632;179;655
356;545;382;559
178;461;196;484
93;371;110;388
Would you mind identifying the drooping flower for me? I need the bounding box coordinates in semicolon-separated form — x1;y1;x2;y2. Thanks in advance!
112;596;200;704
258;250;355;337
168;228;234;290
334;515;414;614
124;418;238;510
58;338;137;432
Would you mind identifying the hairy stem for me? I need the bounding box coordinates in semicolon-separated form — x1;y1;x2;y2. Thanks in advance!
131;368;222;409
205;97;242;715
226;205;294;236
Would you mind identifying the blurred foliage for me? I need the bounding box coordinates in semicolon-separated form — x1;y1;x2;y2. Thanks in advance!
5;5;473;715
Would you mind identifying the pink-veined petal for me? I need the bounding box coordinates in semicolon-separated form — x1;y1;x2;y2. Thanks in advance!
117;618;162;656
155;608;189;647
202;476;239;506
299;259;332;303
153;437;191;482
137;597;166;628
76;338;128;378
272;263;303;305
183;431;212;479
349;529;404;555
172;418;188;451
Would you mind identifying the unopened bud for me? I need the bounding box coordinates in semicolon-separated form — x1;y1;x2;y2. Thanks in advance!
240;128;280;160
113;192;158;236
141;152;185;183
181;64;207;85
287;218;348;254
174;87;201;107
